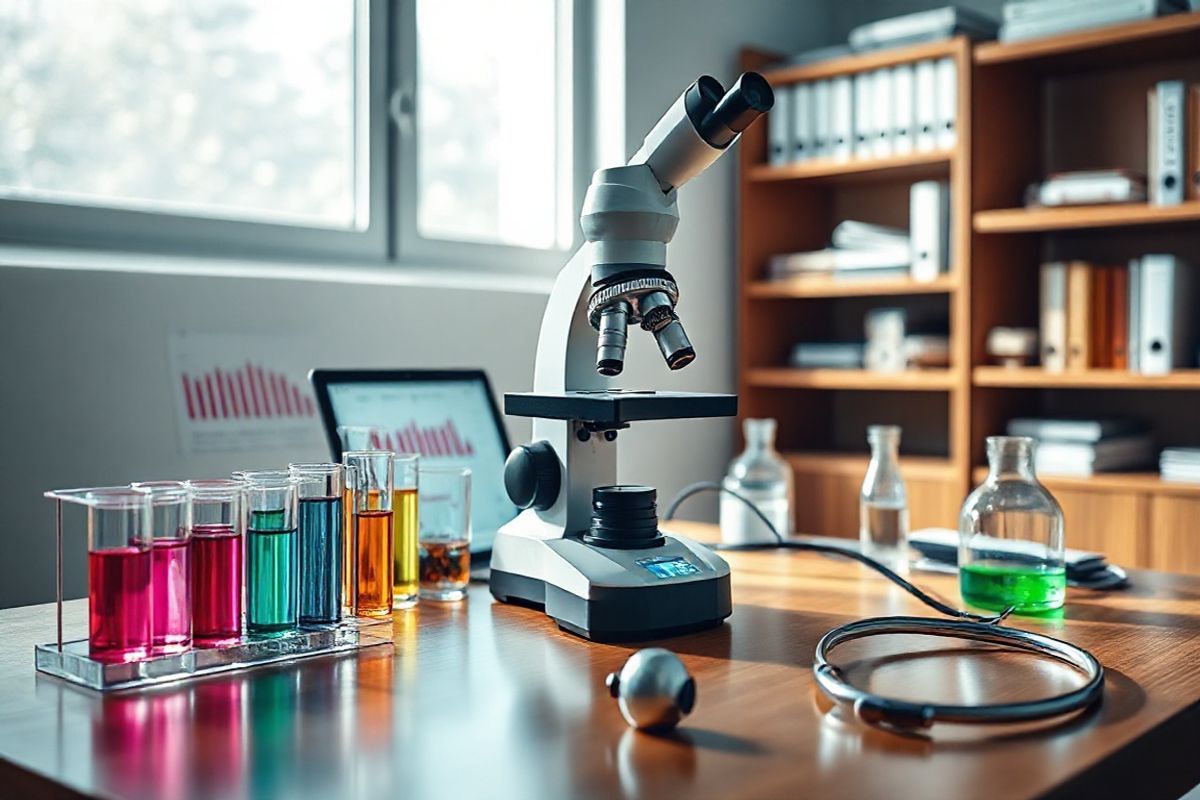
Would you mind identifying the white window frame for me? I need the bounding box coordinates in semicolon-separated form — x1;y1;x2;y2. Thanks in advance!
391;0;592;274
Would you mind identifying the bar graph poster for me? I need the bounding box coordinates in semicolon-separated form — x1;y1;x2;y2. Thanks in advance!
169;331;326;455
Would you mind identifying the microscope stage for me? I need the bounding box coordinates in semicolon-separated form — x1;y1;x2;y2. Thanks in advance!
504;390;737;423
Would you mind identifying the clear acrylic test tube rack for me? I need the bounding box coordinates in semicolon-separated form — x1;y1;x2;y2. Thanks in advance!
35;486;393;692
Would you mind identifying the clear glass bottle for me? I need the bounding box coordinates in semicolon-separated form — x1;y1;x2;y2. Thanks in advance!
720;418;793;544
859;425;909;572
959;436;1066;614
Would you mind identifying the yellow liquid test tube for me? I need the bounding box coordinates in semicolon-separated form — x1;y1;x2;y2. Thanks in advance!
393;487;419;606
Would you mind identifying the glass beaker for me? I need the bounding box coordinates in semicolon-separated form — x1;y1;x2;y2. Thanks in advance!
859;425;910;573
187;479;244;646
959;436;1066;614
346;451;394;618
132;481;191;654
86;488;153;663
289;463;345;624
393;454;420;609
419;466;472;602
720;418;793;543
337;425;383;455
243;472;299;634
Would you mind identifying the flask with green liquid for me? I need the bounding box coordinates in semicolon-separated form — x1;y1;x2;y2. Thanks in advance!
959;436;1066;614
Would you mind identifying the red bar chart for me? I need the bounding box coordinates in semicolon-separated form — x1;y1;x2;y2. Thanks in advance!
370;420;475;458
181;362;316;421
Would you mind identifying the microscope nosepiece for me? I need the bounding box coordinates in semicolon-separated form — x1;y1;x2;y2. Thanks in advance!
596;302;630;376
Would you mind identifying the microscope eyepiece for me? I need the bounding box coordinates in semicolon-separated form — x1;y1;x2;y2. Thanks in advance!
698;71;774;148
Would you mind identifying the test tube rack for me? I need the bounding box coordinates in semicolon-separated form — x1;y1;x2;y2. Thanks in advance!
35;487;393;692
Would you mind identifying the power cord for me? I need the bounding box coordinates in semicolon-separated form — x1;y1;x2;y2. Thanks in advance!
663;481;1012;625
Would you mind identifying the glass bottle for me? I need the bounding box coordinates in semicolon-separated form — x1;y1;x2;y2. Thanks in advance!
859;425;909;572
959;436;1066;614
720;418;793;544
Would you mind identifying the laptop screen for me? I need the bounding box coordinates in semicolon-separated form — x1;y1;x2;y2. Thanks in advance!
321;375;516;552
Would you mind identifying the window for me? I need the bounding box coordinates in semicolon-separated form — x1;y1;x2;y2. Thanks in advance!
0;0;586;269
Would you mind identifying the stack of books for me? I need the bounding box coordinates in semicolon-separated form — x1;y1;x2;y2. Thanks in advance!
1161;447;1200;482
1039;255;1196;374
999;0;1187;43
790;342;865;369
848;7;998;51
767;220;910;282
1007;418;1155;476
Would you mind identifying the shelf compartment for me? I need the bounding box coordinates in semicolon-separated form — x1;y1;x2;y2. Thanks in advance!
763;38;964;84
974;366;1200;389
747;367;959;391
747;273;957;299
971;466;1200;498
974;13;1200;71
747;150;952;185
788;450;957;481
974;201;1200;233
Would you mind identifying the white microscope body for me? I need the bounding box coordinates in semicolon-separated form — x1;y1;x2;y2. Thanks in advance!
489;72;774;641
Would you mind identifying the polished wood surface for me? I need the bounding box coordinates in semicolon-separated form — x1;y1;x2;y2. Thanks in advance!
746;150;952;185
974;201;1200;233
4;521;1200;799
974;366;1200;389
974;12;1200;69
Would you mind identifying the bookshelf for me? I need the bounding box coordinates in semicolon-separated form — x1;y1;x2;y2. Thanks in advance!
739;15;1200;573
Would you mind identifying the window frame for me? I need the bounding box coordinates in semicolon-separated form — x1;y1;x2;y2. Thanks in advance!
391;0;591;274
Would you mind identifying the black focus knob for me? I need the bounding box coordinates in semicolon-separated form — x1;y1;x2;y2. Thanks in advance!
504;441;561;511
583;485;665;549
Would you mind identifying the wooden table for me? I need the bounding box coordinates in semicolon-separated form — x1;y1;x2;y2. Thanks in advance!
2;521;1200;799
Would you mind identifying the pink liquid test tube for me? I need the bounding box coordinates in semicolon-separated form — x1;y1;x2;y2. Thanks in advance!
86;488;153;663
132;481;191;654
186;480;245;647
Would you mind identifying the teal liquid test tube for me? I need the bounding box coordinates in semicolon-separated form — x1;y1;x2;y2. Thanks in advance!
288;463;344;624
242;472;299;635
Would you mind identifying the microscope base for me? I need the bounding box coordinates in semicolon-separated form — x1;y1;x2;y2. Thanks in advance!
488;530;732;642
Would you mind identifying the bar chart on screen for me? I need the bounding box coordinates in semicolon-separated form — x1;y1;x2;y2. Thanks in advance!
368;421;475;458
169;332;326;455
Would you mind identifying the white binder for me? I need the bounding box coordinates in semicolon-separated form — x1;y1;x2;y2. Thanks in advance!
767;85;792;167
935;57;957;150
1040;262;1068;373
1139;254;1194;374
792;83;813;162
910;180;949;282
830;76;854;162
1127;258;1141;373
915;59;937;153
813;79;832;160
871;68;893;159
852;72;873;158
892;64;915;156
1150;80;1185;205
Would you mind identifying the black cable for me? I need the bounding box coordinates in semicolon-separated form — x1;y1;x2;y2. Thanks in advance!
663;481;1012;625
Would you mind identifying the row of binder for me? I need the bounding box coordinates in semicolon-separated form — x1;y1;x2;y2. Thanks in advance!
767;58;958;167
1040;256;1195;375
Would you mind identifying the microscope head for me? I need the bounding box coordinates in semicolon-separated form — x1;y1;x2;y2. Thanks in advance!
582;72;773;377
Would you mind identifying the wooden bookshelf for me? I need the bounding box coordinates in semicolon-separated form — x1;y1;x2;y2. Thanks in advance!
974;202;1200;233
739;15;1200;570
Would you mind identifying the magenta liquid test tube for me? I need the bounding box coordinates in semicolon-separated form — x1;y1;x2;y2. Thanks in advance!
186;479;245;647
86;488;153;663
132;481;191;654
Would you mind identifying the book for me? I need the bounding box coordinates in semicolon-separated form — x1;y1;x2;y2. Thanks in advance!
892;63;915;156
871;68;893;159
1150;80;1186;206
830;76;854;162
793;83;813;162
1000;0;1183;41
1036;435;1155;476
767;85;792;167
1137;254;1196;374
910;180;950;282
1090;263;1113;369
1066;261;1093;369
790;342;865;369
849;6;998;51
813;80;832;160
914;60;938;153
1004;0;1185;23
935;58;957;151
831;220;909;250
1031;169;1147;206
1040;262;1068;372
766;246;911;278
1110;263;1129;369
1128;257;1142;372
1191;85;1200;202
1007;418;1147;443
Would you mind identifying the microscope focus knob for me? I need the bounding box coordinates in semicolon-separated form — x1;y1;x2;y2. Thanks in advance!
504;441;561;511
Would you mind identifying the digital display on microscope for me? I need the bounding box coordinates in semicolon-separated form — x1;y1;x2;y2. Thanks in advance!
636;556;701;580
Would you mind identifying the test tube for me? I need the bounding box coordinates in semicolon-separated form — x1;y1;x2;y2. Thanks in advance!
345;451;394;618
393;455;420;609
186;479;244;646
288;463;345;624
132;481;191;654
243;472;300;635
86;488;152;663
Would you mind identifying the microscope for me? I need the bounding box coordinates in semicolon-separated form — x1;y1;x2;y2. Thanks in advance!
490;72;774;642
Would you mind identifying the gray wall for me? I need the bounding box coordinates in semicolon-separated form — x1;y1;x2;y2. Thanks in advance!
0;1;832;609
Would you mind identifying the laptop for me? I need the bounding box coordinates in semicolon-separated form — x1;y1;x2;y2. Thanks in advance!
309;369;517;579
